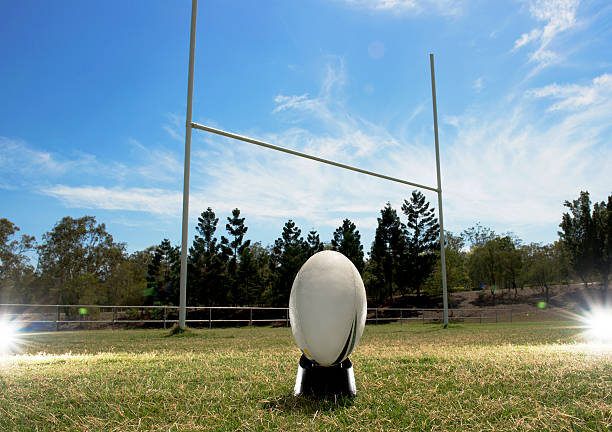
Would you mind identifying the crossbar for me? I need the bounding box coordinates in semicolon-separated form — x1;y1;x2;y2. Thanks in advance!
191;122;439;193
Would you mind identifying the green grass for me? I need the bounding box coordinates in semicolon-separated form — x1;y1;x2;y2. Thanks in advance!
0;322;610;431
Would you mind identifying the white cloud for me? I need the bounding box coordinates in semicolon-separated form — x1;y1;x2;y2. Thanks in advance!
513;0;580;69
162;113;184;142
128;138;183;184
342;0;464;16
513;28;542;50
527;73;612;111
440;79;612;234
473;77;484;92
1;135;183;193
0;137;125;185
407;102;426;122
273;94;311;113
42;185;182;216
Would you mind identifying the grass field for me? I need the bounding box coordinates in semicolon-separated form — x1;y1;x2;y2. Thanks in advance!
0;322;610;431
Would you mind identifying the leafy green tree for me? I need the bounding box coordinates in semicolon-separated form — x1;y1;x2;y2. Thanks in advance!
146;239;180;305
466;233;523;304
496;234;523;297
119;248;154;305
268;220;308;306
522;243;564;304
559;191;596;287
463;223;496;248
0;218;36;303
368;203;405;302
37;216;125;305
400;191;440;296
331;219;364;274
592;195;612;297
463;225;497;288
423;232;470;295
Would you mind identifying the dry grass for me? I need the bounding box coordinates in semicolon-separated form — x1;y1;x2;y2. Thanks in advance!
0;322;610;431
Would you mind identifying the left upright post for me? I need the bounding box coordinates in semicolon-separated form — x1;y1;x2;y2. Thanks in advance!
179;0;198;330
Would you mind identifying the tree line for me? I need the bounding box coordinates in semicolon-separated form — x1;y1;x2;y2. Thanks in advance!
1;190;610;307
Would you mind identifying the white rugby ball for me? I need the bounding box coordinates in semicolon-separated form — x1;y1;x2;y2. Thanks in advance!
289;250;367;366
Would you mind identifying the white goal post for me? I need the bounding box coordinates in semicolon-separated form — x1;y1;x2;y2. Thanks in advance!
178;0;449;329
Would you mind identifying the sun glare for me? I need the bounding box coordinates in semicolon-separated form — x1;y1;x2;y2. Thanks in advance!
0;319;20;354
583;308;612;342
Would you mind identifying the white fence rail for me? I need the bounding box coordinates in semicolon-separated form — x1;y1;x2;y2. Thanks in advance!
0;304;564;331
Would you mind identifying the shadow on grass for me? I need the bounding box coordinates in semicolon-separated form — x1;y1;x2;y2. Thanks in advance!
261;393;355;414
164;325;199;337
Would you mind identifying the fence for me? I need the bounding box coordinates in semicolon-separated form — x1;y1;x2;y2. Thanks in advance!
0;304;566;331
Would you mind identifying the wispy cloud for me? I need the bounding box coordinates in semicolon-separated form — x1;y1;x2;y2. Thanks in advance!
273;94;311;113
0;137;125;187
513;0;580;70
162;113;184;142
128;138;182;184
342;0;465;16
527;73;612;111
1;135;185;223
43;185;181;216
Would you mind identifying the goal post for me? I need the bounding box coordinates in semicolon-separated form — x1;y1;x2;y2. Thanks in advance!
178;0;449;329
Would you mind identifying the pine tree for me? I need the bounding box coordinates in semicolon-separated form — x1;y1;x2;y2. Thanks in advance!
401;191;440;296
146;238;180;305
188;208;228;306
236;245;261;305
306;230;324;256
331;219;364;274
221;208;251;304
268;220;308;306
369;204;405;302
222;208;251;268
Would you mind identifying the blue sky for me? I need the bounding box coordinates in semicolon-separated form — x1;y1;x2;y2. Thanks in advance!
1;0;611;253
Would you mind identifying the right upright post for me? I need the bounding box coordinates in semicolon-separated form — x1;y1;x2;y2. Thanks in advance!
429;53;449;328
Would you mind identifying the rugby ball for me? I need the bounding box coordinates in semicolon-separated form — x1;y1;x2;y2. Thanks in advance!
289;250;367;366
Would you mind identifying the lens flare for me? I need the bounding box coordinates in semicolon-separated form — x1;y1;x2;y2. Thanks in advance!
0;319;19;353
583;308;612;342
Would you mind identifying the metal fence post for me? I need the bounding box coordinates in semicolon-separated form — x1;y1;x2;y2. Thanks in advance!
286;309;289;327
56;305;60;331
209;308;212;329
113;306;117;329
375;308;378;325
163;307;167;329
422;310;425;324
249;308;253;327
